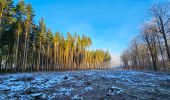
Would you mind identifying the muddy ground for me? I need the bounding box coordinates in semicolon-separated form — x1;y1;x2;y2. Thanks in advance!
0;68;170;100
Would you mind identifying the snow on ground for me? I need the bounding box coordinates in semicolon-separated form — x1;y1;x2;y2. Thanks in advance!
0;69;170;100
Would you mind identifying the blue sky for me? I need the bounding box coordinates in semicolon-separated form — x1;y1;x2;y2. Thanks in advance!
15;0;155;66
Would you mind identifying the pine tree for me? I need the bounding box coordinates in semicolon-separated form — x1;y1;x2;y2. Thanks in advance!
14;0;25;71
23;3;34;71
0;0;15;71
53;32;60;70
45;28;53;70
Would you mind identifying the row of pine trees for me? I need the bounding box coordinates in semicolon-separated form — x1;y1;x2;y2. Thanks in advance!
0;0;111;72
121;1;170;71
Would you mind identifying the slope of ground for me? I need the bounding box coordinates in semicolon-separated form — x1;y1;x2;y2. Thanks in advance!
0;68;170;100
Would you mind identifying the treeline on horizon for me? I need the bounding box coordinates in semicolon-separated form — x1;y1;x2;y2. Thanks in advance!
121;1;170;71
0;0;111;72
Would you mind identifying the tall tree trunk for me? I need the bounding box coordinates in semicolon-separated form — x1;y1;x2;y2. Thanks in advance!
37;43;41;71
23;30;28;71
149;47;157;71
156;34;166;70
40;46;44;70
54;43;57;70
0;2;4;69
159;18;170;62
15;23;20;71
47;45;50;71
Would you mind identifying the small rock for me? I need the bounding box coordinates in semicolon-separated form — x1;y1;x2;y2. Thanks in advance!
3;89;10;92
85;81;92;85
25;87;36;94
64;76;68;80
106;86;125;96
31;93;43;99
18;76;34;82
